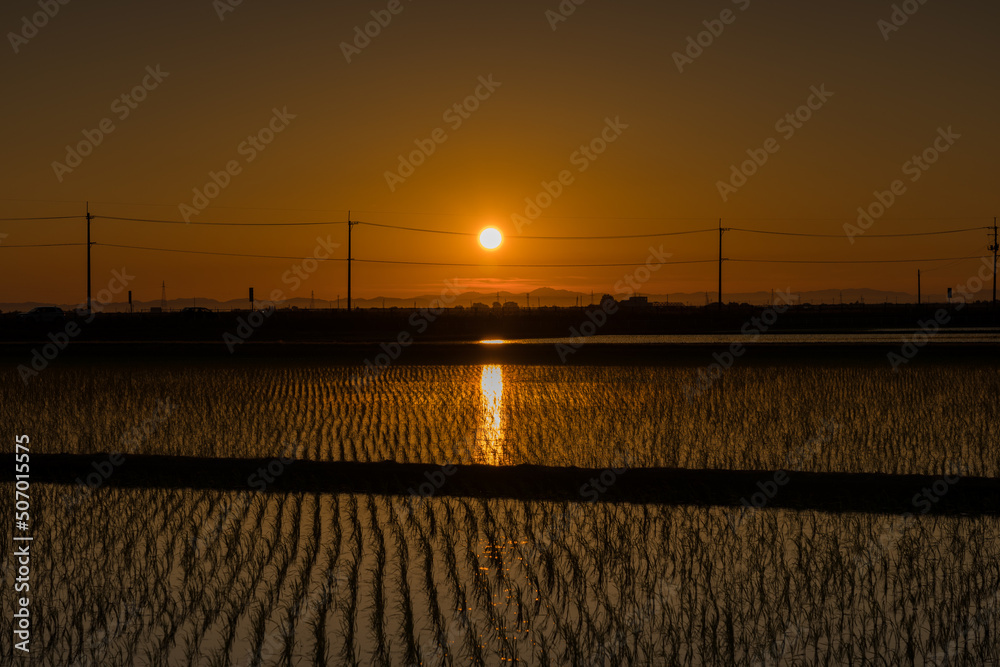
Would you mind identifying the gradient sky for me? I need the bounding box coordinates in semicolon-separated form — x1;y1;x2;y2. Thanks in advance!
2;0;998;304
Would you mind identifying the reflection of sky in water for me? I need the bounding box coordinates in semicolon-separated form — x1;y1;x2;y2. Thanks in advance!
473;332;1000;345
476;365;505;465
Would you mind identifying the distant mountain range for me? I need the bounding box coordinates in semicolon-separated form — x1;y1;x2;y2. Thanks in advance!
1;287;971;313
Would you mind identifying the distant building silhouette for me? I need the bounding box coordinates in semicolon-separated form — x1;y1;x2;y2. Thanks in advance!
621;296;649;309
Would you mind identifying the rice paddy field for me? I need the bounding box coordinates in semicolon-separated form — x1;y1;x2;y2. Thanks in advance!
5;362;999;476
2;355;1000;665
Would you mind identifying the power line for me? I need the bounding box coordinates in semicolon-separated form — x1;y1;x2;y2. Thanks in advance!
89;200;350;214
722;216;991;221
354;210;994;223
0;242;89;248
357;221;716;239
355;258;717;268
97;243;347;261
6;210;988;240
519;229;716;240
730;255;986;265
5;208;995;303
10;242;989;268
921;257;976;273
96;242;714;267
729;226;991;238
0;215;83;221
350;209;717;221
96;216;350;227
358;221;474;236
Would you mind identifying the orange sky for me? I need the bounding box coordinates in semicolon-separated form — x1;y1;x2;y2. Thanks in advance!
2;0;998;304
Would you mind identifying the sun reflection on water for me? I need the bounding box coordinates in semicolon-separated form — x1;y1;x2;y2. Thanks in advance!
476;365;505;465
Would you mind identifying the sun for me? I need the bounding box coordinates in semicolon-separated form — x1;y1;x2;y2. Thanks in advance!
479;227;502;250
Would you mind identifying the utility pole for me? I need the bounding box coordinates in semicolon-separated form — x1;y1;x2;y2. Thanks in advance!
347;211;354;312
86;202;93;312
348;212;353;312
718;218;725;308
917;270;921;306
990;217;998;306
161;281;166;311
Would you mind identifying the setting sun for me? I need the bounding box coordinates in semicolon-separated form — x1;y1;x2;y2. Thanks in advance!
479;227;502;250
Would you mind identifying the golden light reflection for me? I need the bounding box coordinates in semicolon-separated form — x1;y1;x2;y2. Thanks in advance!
476;364;505;465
